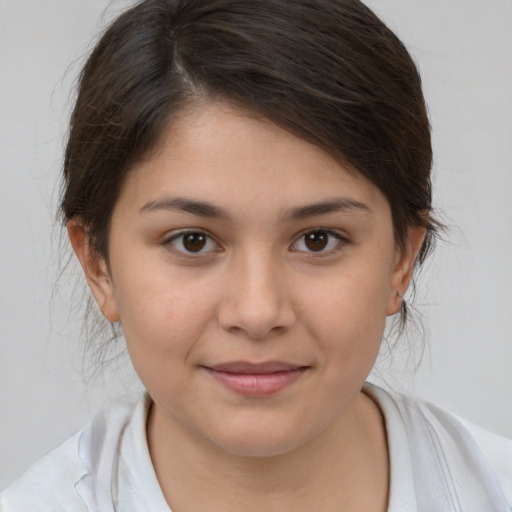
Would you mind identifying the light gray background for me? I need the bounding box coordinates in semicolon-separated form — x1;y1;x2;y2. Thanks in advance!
1;0;511;489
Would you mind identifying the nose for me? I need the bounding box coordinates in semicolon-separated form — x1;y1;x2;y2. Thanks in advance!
217;251;296;340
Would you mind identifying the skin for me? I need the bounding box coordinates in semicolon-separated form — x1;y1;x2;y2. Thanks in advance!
69;101;425;511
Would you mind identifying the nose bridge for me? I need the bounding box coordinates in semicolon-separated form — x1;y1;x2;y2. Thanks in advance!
242;248;281;306
218;246;294;338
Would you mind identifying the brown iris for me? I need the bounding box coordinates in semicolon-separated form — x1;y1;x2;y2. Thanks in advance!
304;231;329;251
183;232;207;252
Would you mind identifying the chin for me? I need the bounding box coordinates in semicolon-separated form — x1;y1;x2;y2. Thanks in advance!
204;419;316;459
214;436;302;459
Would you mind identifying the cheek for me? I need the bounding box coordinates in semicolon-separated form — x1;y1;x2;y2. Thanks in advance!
299;260;391;366
304;269;389;333
111;263;220;371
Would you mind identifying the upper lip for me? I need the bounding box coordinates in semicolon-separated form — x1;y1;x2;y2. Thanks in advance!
204;361;308;374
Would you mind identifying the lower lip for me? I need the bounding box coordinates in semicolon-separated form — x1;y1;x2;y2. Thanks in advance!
204;368;307;396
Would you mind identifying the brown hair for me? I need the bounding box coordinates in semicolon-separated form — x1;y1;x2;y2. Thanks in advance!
62;0;440;328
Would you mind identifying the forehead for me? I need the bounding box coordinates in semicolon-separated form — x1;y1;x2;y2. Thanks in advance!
117;101;390;219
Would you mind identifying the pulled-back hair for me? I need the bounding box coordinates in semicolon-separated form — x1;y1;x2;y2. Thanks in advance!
62;0;439;329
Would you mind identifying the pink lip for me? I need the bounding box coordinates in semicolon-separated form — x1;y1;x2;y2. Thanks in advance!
203;362;308;396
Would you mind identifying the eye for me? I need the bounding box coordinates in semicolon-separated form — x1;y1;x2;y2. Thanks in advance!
166;230;220;255
292;229;345;254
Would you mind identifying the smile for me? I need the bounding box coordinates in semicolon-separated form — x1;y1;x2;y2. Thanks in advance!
202;362;309;397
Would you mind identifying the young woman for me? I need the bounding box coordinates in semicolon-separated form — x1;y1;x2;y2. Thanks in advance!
2;0;511;510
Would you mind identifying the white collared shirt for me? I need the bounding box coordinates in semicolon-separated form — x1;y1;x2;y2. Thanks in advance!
2;384;511;511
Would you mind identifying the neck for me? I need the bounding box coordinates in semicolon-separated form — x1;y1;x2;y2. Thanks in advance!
147;391;389;512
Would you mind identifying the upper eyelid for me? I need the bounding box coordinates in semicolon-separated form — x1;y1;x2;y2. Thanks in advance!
163;229;223;254
293;227;347;242
165;228;218;242
162;227;348;250
290;228;349;254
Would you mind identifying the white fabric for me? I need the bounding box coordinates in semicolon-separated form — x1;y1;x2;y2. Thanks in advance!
112;397;169;511
366;384;512;511
2;385;511;511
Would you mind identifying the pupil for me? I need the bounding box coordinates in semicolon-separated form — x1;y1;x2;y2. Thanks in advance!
305;231;328;251
183;233;207;252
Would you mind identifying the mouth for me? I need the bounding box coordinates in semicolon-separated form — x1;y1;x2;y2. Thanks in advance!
201;361;309;396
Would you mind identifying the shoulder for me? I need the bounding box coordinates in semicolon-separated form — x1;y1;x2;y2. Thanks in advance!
456;414;512;506
367;383;512;509
0;432;87;512
395;390;511;495
0;398;138;512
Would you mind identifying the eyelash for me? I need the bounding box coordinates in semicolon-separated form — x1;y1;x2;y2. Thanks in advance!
163;230;221;257
163;228;348;258
291;229;348;257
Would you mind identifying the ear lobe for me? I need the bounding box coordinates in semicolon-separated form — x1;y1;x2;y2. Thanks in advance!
67;220;120;323
386;225;426;316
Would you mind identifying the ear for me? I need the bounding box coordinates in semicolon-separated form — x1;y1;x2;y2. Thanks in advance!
386;225;426;316
67;220;120;323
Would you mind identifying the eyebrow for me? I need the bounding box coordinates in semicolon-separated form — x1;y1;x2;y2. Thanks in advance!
284;197;371;221
139;196;370;220
139;197;229;219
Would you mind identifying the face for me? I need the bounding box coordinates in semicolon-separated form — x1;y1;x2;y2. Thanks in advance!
71;102;421;458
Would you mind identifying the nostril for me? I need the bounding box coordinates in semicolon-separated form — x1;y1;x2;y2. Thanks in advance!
230;324;288;339
222;320;289;340
217;299;295;340
216;260;296;339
